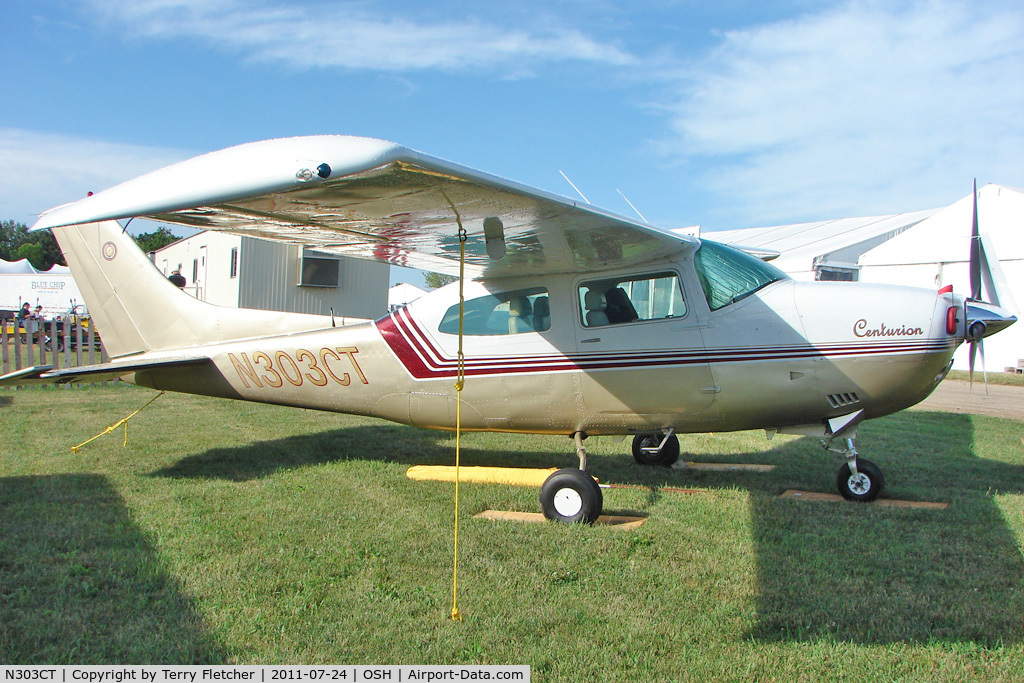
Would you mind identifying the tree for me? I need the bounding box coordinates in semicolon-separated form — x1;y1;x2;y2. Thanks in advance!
1;219;65;270
15;242;44;268
423;272;458;289
0;220;28;262
133;226;181;254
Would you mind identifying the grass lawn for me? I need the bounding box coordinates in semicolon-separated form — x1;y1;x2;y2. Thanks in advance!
1;386;1023;680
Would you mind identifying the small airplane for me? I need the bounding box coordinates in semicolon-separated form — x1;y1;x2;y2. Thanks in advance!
3;136;1015;522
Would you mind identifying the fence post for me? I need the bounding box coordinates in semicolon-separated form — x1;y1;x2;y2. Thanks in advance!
2;323;8;376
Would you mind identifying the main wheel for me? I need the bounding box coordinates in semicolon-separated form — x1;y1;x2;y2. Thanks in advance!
836;459;884;502
632;433;680;467
539;468;603;524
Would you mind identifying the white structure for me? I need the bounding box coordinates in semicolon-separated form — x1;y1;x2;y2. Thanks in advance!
702;184;1022;372
0;258;86;319
388;282;427;311
707;209;941;282
153;231;389;322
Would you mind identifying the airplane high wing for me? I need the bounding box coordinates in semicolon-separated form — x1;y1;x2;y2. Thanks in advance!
34;136;694;279
15;135;1016;524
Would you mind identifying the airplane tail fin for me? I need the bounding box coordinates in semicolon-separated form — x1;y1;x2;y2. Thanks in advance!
51;220;335;358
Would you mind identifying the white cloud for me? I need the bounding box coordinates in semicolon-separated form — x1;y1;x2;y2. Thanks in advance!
83;0;636;72
0;128;189;226
658;0;1024;227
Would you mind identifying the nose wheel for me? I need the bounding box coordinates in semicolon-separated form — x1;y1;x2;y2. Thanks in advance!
836;458;884;501
828;437;885;502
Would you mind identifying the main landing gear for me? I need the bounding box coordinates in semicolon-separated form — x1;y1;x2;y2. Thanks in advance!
631;429;680;467
539;432;603;524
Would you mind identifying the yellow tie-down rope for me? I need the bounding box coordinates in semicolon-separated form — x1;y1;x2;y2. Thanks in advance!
71;391;165;453
450;210;468;622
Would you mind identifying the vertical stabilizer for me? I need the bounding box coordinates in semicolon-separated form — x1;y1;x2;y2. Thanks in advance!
51;220;335;358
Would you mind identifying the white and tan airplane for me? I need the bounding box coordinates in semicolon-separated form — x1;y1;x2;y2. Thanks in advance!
3;136;1015;522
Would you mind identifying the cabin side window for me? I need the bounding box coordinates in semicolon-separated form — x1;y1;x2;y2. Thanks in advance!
578;272;686;327
693;239;788;311
438;287;551;336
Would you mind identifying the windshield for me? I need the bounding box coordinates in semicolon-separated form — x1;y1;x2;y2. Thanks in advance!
694;239;788;311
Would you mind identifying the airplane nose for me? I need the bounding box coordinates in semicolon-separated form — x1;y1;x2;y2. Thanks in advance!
964;301;1017;340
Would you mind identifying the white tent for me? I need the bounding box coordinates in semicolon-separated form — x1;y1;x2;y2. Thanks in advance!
0;258;72;275
698;184;1022;373
388;282;427;311
859;184;1022;373
707;210;939;281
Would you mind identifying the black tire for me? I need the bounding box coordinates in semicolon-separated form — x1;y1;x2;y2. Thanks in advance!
836;459;885;502
632;433;680;467
539;468;603;524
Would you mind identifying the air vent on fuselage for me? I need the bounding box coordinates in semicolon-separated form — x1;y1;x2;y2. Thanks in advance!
826;392;861;409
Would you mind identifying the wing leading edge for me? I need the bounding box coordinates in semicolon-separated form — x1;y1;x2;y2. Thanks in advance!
33;136;695;279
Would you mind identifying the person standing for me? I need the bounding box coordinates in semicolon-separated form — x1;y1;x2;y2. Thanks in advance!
27;305;45;343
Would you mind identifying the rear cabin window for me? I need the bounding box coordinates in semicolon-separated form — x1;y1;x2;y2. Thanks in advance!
438;287;551;336
693;240;788;311
578;272;686;327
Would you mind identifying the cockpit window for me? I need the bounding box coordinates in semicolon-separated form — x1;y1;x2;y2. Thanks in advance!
694;239;788;311
438;287;550;335
578;272;686;327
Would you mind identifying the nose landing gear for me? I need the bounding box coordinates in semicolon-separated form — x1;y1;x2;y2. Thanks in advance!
827;436;885;502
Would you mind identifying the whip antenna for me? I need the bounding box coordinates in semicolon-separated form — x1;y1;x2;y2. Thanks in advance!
558;170;590;204
617;189;648;223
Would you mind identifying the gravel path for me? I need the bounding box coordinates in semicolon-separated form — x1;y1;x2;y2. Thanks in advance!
915;379;1023;421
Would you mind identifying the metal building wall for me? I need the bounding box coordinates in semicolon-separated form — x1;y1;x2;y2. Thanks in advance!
154;232;389;321
237;237;388;320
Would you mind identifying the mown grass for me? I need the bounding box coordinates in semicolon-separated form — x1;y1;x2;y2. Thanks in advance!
1;386;1023;680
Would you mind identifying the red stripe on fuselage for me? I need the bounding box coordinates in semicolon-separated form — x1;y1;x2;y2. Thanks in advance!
375;312;956;380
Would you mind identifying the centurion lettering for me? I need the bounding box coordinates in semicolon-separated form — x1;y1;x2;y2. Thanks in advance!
853;319;924;338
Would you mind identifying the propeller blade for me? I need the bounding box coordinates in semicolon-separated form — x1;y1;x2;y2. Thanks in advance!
969;339;977;389
969;179;982;301
979;336;988;394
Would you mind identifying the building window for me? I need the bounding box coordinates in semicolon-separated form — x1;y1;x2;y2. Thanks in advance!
816;267;857;281
299;253;340;287
230;247;239;279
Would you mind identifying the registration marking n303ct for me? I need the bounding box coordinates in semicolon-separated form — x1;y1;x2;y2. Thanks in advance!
228;347;368;389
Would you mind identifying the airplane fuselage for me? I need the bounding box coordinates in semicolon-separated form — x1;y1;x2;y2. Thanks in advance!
130;247;961;439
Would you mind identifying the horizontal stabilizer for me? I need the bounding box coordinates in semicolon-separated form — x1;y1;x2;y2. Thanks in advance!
0;356;211;387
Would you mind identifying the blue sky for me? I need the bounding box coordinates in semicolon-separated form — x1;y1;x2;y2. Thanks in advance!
2;0;1022;285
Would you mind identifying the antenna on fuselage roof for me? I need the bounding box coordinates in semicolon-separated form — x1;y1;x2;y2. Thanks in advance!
558;170;591;205
617;188;648;224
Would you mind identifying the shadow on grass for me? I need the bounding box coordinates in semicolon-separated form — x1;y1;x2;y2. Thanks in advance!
747;411;1024;646
0;474;229;664
147;410;1024;647
150;424;569;481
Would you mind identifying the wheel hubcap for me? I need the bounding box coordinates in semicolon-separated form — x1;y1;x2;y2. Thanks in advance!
847;473;871;496
553;487;584;517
